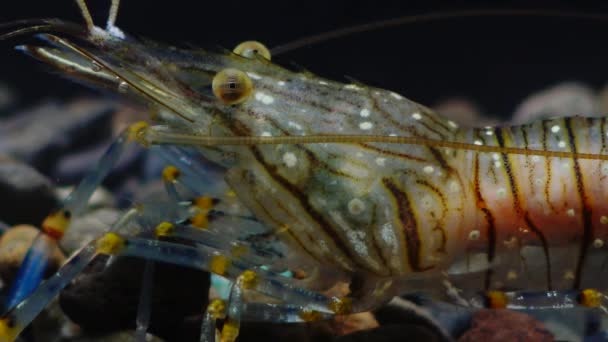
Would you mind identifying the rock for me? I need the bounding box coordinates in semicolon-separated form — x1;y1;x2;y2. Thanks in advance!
458;309;554;342
0;82;16;116
54;187;116;211
0;156;59;225
433;98;498;128
328;312;379;336
59;208;121;253
63;330;163;342
52;140;144;189
0;99;115;173
0;225;65;284
374;297;454;341
59;255;210;340
334;324;446;342
511;82;599;124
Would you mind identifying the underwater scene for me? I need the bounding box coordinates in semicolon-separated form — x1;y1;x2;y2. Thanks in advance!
1;1;608;341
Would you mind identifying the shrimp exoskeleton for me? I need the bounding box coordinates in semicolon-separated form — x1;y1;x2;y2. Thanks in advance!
1;2;608;341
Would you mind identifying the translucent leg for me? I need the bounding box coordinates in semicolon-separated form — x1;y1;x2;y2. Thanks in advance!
4;128;134;312
73;0;95;31
0;208;139;341
467;288;608;312
134;260;154;342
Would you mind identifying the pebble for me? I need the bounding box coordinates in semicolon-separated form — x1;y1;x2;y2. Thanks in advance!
0;225;65;284
458;309;554;342
59;208;120;253
0;156;59;225
0;99;115;173
59;255;210;339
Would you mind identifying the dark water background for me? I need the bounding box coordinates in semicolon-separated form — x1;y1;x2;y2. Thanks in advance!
1;0;608;119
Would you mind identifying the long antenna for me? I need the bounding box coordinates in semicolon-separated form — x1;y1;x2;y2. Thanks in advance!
271;9;608;56
73;0;95;31
107;0;121;29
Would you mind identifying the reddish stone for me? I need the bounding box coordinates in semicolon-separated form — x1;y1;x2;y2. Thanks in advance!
459;309;554;342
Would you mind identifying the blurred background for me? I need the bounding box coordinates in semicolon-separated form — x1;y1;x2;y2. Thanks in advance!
0;2;608;340
1;0;608;119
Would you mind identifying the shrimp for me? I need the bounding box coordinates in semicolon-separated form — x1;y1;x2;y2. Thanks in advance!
1;2;608;341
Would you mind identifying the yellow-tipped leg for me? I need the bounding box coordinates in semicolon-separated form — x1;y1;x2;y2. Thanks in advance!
580;288;603;308
0;317;17;342
220;319;240;342
162;165;181;183
154;221;175;238
486;290;508;309
95;232;126;255
329;297;353;315
41;209;71;240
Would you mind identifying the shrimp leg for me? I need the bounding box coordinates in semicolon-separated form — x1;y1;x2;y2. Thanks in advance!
4;124;140;311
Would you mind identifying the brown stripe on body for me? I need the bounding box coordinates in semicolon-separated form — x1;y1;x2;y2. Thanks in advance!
473;152;496;290
382;177;433;272
494;128;552;290
564;117;593;289
542;121;557;213
225;119;364;271
415;179;448;253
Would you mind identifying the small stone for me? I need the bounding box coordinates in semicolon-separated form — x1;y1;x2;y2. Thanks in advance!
60;255;210;339
512;82;598;124
52;139;143;187
458;309;554;342
0;156;59;225
0;225;65;283
334;324;446;342
59;208;120;253
0;99;115;173
55;186;115;210
329;312;379;336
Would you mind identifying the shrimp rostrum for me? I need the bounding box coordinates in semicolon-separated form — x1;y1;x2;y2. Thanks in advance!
2;1;608;341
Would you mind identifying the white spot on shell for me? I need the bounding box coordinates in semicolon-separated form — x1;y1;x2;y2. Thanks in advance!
246;72;262;80
344;84;362;91
567;208;575;217
492;153;500;161
558;141;566;148
360;108;370;117
318;80;329;85
255;92;274;104
423;165;434;174
593;238;604;248
485;130;494;136
375;157;386;166
448;120;458;129
412;112;422;120
494;161;502;168
531;155;541;162
359;122;373;130
449;181;459;192
282;152;297;168
348;198;366;215
390;92;404;100
261;131;272;137
287;121;303;130
551;125;561;133
468;230;480;240
421;195;433;208
497;188;506;198
474;140;483;146
277;81;286;86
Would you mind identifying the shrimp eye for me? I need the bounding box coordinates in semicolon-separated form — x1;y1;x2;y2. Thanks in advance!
212;68;253;105
233;41;271;60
